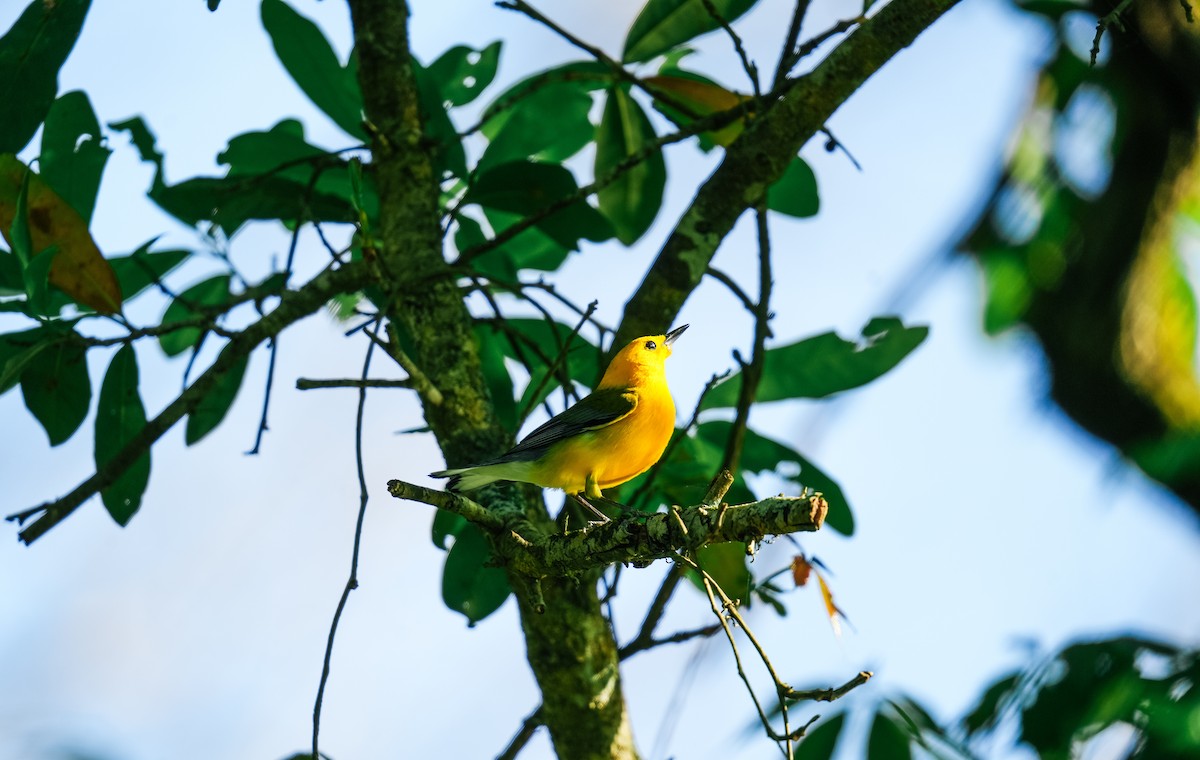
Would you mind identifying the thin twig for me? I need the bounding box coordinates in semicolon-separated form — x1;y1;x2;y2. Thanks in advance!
379;324;444;405
795;16;865;61
6;261;369;543
786;671;873;702
700;0;760;95
620;564;684;658
296;378;413;390
517;300;598;423
772;0;812;88
626;370;731;509
456;87;781;267
705;266;756;311
495;705;544;760
312;317;379;760
496;0;698;117
248;216;305;456
720;204;773;475
620;621;722;659
1091;0;1137;65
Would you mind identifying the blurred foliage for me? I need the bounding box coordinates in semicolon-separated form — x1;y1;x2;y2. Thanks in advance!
962;0;1200;518
782;636;1200;759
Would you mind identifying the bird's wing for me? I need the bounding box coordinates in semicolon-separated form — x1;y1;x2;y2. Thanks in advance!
495;387;637;463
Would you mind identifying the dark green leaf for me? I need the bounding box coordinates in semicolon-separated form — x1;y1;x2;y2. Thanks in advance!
260;0;365;140
412;60;467;180
22;243;60;316
475;323;518;433
688;540;752;603
962;672;1020;735
95;345;150;526
0;0;91;153
481;61;613;124
431;507;467;550
159;275;231;357
868;709;913;760
441;522;511;625
492;318;604;412
427;42;502;107
767;156;819;218
696;421;855;535
151;174;357;234
624;0;760;63
109;116;164;170
595;87;666;244
9;165;34;267
20;330;90;446
40;90;110;223
0;326;45;395
207;0;221;10
798;713;845;760
479;83;595;170
471;208;571;279
467;161;613;250
701;317;929;408
0;248;20;294
185;343;248;445
109;243;190;302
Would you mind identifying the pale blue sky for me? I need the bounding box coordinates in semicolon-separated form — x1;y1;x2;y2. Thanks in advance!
1;1;1197;759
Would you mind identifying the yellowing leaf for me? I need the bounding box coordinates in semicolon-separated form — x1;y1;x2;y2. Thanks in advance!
815;569;848;637
0;154;121;314
644;74;749;146
791;554;813;587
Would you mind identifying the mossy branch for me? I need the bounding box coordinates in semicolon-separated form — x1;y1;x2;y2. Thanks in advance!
387;478;827;577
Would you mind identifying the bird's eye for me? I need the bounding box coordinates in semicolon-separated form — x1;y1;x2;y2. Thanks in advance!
644;340;657;350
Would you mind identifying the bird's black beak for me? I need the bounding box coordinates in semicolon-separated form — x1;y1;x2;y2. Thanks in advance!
664;324;688;346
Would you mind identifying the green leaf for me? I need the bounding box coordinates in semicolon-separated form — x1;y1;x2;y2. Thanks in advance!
0;326;46;395
701;317;929;409
109;243;190;302
109;116;164;170
431;508;467;550
467;161;613;251
867;709;913;760
479;83;595;170
474;323;518;433
185;343;248;445
493;318;604;412
595;87;666;244
623;0;760;63
962;672;1020;736
159;275;232;357
40;90;110;223
9;165;34;268
427;42;502;107
689;540;752;603
412;60;468;180
0;0;91;153
20;330;90;446
95;345;150;526
481;61;613;124
0;248;20;294
22;243;60;316
152;174;357;234
441;522;511;625
260;0;365;140
696;421;855;535
766;156;819;218
797;713;845;760
471;208;571;279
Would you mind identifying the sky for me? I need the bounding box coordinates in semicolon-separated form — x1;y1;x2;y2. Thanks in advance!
1;1;1199;759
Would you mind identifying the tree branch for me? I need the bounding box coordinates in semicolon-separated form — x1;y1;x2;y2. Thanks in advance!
614;0;963;347
6;260;369;544
388;479;828;578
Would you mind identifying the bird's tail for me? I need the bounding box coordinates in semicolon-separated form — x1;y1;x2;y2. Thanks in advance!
429;466;501;492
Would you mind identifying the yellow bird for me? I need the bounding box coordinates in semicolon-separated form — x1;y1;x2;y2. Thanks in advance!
432;325;687;517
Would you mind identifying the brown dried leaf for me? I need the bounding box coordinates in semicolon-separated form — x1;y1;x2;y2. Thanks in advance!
0;154;121;314
791;554;813;587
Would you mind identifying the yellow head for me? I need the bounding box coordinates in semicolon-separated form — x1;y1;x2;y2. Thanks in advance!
598;325;688;388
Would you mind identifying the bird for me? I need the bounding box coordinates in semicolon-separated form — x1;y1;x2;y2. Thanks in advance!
432;325;687;520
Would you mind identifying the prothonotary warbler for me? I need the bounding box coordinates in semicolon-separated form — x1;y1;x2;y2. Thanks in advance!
432;325;687;519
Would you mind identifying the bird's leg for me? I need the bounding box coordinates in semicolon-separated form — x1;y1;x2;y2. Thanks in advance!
571;493;611;525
